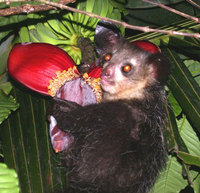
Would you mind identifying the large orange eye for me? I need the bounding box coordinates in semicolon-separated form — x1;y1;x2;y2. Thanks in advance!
122;64;132;73
104;53;112;61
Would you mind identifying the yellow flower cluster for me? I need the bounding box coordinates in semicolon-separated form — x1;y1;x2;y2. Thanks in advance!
48;67;102;103
48;66;79;96
83;73;102;103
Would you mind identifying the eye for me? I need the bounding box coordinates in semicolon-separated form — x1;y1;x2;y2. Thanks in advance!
122;64;132;73
104;53;112;61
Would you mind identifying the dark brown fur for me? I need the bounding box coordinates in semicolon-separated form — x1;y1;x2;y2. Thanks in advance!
50;21;170;193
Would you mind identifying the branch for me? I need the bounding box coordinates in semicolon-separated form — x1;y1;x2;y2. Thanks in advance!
142;0;200;23
185;0;200;9
0;4;55;15
0;0;200;38
36;0;200;38
0;0;75;15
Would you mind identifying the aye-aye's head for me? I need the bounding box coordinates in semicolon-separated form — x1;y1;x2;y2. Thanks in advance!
94;21;171;101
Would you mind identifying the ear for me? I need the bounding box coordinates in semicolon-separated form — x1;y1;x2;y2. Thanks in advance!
148;53;171;84
94;20;122;55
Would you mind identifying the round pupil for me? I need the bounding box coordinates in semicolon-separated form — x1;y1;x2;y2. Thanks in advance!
123;64;132;72
104;54;111;61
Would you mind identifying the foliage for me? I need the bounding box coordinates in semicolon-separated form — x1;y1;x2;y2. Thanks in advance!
0;163;20;193
127;0;184;8
0;0;200;193
18;0;123;64
0;90;19;124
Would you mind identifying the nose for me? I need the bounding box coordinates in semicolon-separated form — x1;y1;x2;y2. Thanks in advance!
101;68;113;79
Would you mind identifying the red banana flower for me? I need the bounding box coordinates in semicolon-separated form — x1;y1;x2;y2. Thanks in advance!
8;42;102;105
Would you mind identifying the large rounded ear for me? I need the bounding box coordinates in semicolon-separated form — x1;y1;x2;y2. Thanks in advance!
94;20;122;55
148;53;171;84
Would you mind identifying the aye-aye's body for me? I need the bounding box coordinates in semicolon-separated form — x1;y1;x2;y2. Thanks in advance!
50;21;171;193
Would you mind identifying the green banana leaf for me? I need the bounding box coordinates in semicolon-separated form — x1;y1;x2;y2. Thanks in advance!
152;155;200;193
125;1;198;27
127;0;184;8
165;44;200;134
0;86;68;193
0;163;20;193
152;155;188;193
0;90;19;125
